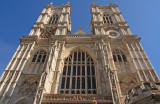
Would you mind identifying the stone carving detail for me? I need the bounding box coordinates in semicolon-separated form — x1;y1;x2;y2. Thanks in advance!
108;69;120;104
19;75;40;95
119;75;137;94
40;26;57;38
35;72;47;104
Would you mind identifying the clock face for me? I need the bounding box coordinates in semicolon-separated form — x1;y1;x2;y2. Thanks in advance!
106;30;120;38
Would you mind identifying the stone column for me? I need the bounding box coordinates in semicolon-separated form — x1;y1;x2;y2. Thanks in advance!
34;28;41;37
52;42;65;94
0;42;35;104
29;29;35;36
137;43;159;81
126;42;146;89
0;44;20;93
94;43;103;94
37;15;43;23
130;43;148;81
107;42;123;104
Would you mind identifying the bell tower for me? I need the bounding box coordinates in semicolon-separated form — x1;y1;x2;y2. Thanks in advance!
29;2;72;37
0;1;160;104
0;2;72;104
90;2;160;104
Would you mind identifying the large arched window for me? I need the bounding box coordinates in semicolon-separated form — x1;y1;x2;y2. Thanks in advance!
103;14;113;24
32;50;47;63
49;14;58;24
112;49;127;63
60;50;97;94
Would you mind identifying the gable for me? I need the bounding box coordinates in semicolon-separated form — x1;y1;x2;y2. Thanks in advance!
73;27;88;35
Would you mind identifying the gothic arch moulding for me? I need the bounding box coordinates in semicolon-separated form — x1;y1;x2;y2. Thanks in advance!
62;46;97;63
58;46;98;95
13;97;31;104
31;47;48;55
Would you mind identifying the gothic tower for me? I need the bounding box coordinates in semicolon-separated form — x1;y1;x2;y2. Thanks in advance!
0;2;159;104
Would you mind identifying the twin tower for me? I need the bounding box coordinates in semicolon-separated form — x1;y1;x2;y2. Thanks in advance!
0;2;160;104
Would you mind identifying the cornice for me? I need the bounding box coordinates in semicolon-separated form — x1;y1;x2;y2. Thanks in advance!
20;36;37;43
20;34;141;45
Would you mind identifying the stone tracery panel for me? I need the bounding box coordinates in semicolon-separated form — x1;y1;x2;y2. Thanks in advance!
60;50;97;94
19;75;40;95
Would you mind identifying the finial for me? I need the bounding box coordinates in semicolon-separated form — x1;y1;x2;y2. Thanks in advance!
109;0;114;5
92;1;95;4
79;26;82;29
64;1;70;6
67;1;70;4
50;2;53;5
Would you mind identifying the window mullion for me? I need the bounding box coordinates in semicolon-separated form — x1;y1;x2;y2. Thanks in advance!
70;61;73;94
39;53;44;63
32;52;39;72
64;66;68;90
85;52;88;94
80;52;82;93
35;52;39;63
60;51;96;95
90;60;93;94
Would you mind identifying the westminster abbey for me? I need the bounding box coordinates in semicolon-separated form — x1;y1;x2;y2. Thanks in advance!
0;2;160;104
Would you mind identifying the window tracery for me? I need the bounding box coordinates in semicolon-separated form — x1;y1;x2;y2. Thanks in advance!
32;50;47;63
112;49;127;63
103;14;113;24
60;50;97;94
49;14;58;24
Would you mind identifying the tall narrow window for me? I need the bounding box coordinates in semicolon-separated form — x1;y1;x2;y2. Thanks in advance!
60;50;97;94
122;55;127;62
112;49;127;63
49;14;58;24
32;50;47;63
113;55;117;62
103;14;113;24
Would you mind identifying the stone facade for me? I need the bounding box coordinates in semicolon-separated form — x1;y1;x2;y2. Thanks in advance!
0;2;159;104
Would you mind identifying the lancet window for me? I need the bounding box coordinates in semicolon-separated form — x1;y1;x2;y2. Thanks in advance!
49;14;58;24
32;50;47;63
60;50;97;94
112;49;127;63
103;14;113;24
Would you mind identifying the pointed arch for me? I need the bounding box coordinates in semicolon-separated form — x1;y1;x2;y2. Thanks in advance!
15;98;28;104
24;49;48;74
60;47;97;94
62;46;97;64
112;49;127;63
31;50;47;63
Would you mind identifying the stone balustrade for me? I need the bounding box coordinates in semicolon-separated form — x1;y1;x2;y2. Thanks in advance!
42;94;112;104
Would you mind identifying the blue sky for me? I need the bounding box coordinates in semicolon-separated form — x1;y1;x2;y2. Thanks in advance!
0;0;160;77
